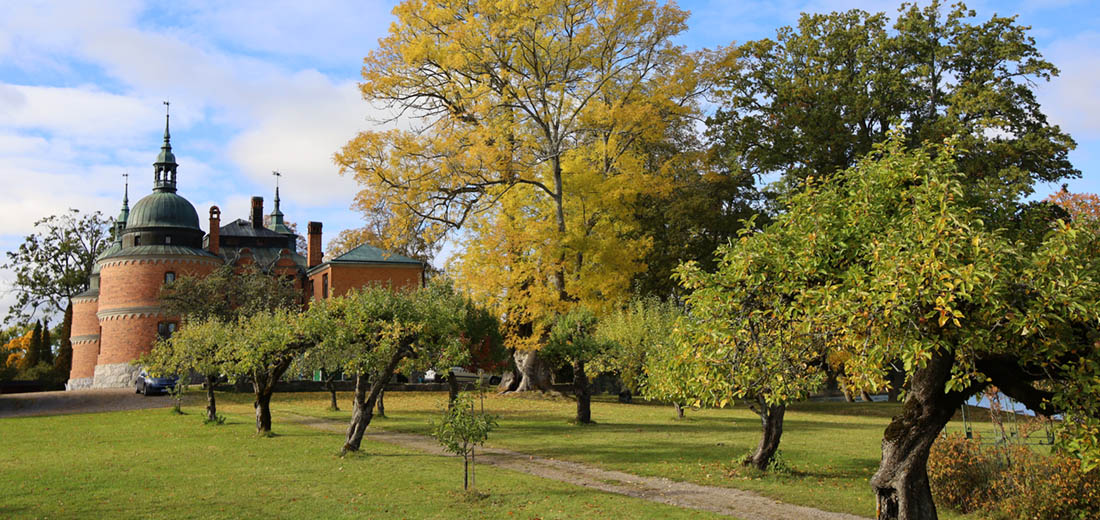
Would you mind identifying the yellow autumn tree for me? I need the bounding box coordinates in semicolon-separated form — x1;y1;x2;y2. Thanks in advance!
3;330;33;370
335;0;727;390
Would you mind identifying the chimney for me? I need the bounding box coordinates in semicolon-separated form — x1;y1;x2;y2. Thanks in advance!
307;221;323;268
250;196;263;229
208;206;221;255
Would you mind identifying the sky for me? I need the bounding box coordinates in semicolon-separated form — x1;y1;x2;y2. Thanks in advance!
1;0;1097;321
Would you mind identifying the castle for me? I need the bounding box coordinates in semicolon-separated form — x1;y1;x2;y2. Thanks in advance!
67;114;425;390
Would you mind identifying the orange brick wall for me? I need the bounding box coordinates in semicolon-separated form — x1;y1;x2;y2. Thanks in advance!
97;314;166;365
308;264;423;300
99;259;216;311
94;256;214;369
69;296;100;380
71;297;99;337
70;341;99;379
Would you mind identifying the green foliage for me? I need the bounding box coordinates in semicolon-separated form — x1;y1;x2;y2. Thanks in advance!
203;413;227;426
543;307;607;367
52;305;71;376
593;297;681;395
24;321;42;368
141;318;229;381
220;309;312;385
39;319;52;365
708;0;1077;210
304;281;469;381
159;265;300;325
3;209;112;324
461;298;507;373
681;130;1100;467
674;215;825;409
432;392;498;490
168;377;186;415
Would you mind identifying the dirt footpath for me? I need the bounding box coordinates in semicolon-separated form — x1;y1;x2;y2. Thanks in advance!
285;413;868;520
0;388;171;418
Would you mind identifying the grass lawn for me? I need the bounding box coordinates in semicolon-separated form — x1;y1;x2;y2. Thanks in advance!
0;404;720;519
212;390;1025;520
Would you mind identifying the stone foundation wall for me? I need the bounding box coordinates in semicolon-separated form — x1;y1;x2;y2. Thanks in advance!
92;362;140;389
66;377;94;391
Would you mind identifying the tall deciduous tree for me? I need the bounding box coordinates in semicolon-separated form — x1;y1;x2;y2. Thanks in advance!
686;135;1100;520
3;210;111;377
336;0;726;389
708;1;1077;209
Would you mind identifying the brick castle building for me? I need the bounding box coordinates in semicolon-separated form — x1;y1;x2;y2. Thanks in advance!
67;114;424;390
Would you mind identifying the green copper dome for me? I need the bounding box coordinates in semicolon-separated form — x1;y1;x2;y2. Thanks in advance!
127;191;200;230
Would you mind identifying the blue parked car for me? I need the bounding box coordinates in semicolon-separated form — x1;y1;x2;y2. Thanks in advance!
134;370;178;396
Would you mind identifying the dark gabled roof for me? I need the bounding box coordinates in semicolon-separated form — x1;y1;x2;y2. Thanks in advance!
217;246;307;272
219;218;292;238
306;243;423;275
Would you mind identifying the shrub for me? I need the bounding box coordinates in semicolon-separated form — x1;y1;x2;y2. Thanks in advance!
928;433;1100;519
928;433;1003;513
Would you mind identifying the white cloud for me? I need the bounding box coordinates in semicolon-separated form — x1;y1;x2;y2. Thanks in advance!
1039;32;1100;142
0;84;163;144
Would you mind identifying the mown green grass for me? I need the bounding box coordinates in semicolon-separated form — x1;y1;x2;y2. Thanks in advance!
0;404;720;519
218;390;1013;520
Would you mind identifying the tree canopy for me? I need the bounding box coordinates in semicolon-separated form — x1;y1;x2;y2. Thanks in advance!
708;0;1077;210
681;133;1100;518
337;0;729;357
3;209;111;324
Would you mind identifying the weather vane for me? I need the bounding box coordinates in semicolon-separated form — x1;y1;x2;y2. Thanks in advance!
272;170;281;189
163;100;170;115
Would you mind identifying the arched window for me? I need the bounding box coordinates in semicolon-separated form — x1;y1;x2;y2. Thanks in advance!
165;271;176;283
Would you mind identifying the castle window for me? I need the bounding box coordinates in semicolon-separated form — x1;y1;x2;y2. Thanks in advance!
322;273;329;299
165;271;176;283
165;235;172;244
157;322;177;339
134;235;141;246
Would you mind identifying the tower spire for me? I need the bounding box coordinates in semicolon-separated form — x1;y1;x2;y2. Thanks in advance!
153;101;178;192
114;173;130;244
269;170;291;234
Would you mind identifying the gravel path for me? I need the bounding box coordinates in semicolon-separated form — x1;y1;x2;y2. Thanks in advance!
284;413;867;520
0;388;171;418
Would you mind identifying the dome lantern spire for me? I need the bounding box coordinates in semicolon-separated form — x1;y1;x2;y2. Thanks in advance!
153;101;178;193
269;170;292;234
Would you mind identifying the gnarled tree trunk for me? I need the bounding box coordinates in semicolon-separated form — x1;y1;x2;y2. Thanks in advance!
376;387;385;417
871;352;971;520
673;402;685;419
573;360;591;424
448;373;460;404
254;390;272;434
343;349;406;453
745;399;785;470
204;374;218;422
324;371;339;411
499;349;554;393
251;357;295;435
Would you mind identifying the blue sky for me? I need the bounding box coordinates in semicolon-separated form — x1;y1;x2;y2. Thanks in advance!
1;0;1097;318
